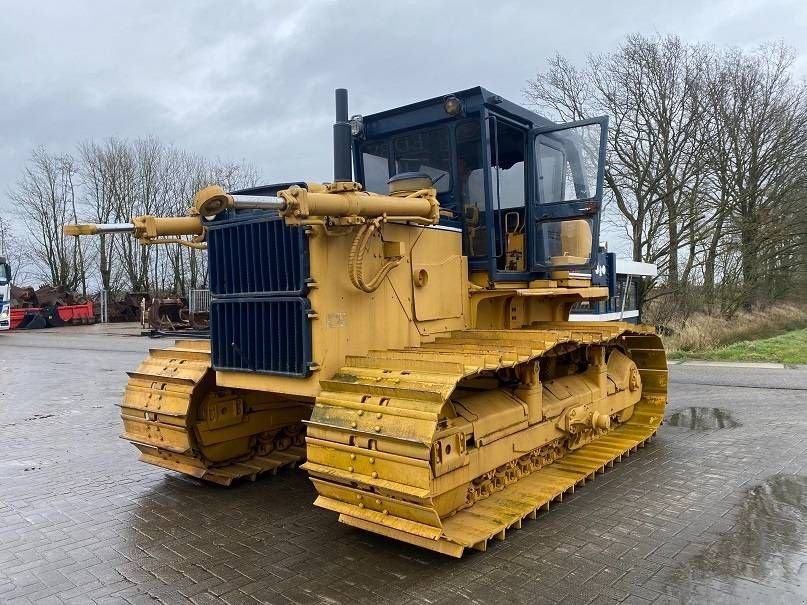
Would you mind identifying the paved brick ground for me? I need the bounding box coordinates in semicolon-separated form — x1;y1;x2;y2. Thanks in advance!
1;325;806;604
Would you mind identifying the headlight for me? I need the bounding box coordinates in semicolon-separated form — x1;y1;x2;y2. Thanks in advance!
442;95;463;116
349;114;364;137
0;304;9;320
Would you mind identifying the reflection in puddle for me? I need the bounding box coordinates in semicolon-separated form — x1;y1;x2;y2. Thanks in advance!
665;407;740;430
676;475;807;600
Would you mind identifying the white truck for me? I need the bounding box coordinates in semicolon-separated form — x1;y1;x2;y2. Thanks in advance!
0;256;10;331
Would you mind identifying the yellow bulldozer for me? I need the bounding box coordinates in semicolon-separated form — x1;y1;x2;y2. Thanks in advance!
65;88;667;557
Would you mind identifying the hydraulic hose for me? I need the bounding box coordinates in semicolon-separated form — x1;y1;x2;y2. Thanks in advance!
348;218;403;293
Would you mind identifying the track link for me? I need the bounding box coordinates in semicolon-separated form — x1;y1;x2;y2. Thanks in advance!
120;340;306;485
304;322;667;556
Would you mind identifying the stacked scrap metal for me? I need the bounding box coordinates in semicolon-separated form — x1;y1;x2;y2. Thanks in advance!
95;291;146;323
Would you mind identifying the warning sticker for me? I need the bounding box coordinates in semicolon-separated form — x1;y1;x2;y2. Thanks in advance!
327;312;347;328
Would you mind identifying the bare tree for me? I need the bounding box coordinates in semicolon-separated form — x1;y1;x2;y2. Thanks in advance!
73;138;259;296
0;216;27;283
527;35;807;316
0;215;12;256
80;138;128;291
527;36;709;281
717;44;807;310
10;148;88;290
151;148;258;295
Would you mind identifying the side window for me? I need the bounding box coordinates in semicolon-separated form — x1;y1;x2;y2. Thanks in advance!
491;120;526;271
392;128;451;193
491;121;526;209
537;143;565;204
361;141;389;194
536;124;601;204
616;276;638;310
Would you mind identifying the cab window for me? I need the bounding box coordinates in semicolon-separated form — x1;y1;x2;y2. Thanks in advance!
537;143;565;204
391;127;451;193
490;119;526;271
536;124;600;203
361;141;389;194
456;119;486;257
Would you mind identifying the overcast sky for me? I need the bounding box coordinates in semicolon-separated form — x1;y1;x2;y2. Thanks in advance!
1;0;805;252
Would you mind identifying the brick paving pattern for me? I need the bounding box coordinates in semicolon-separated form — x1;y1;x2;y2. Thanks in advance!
1;326;806;604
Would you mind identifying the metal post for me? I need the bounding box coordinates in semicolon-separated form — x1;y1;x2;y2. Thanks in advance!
100;289;109;323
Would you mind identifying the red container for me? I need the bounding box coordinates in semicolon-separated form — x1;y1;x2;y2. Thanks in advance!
10;301;94;330
9;308;26;330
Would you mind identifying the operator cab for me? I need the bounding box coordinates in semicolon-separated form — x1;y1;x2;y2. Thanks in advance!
352;87;607;282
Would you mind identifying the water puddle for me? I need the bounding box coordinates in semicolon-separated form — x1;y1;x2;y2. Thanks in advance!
665;407;740;430
674;475;807;599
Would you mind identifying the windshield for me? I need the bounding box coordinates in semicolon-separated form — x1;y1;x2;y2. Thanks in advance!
360;126;452;194
0;263;9;285
392;127;450;192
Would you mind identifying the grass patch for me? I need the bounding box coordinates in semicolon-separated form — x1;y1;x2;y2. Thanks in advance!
668;329;807;365
662;304;807;352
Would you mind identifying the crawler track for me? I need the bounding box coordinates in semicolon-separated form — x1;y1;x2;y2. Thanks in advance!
119;340;307;485
305;322;667;556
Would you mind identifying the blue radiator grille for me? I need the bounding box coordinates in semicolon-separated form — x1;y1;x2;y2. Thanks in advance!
210;297;312;377
205;208;313;377
206;213;308;297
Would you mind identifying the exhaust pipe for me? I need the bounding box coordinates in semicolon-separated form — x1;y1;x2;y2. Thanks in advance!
333;88;352;182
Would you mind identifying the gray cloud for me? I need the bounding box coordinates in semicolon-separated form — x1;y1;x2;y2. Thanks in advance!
1;0;805;233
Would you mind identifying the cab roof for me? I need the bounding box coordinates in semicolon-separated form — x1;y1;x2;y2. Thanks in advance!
360;86;556;138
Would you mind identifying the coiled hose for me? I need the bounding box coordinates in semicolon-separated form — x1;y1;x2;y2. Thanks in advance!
348;217;403;293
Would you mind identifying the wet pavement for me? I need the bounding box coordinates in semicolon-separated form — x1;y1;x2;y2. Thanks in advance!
1;324;807;604
664;407;741;430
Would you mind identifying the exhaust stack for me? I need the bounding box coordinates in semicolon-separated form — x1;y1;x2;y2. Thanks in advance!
333;88;352;182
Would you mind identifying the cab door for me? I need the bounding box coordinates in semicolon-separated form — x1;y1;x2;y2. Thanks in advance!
530;117;608;273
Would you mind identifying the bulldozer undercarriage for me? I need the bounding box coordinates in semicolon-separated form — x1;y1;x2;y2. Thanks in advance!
304;322;666;557
117;322;665;556
119;340;309;486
